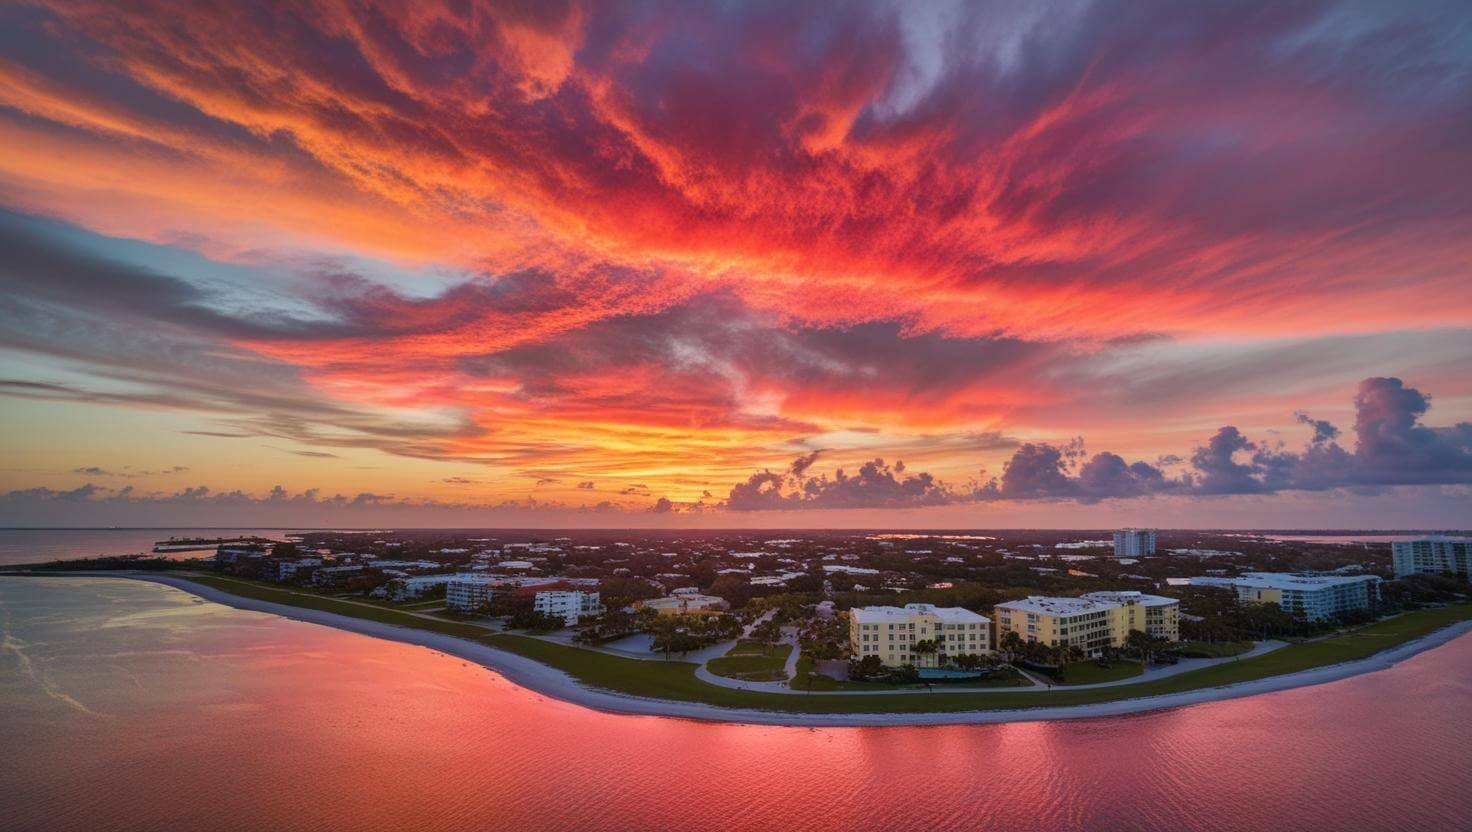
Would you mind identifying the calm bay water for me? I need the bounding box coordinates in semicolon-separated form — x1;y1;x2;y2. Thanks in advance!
3;534;1472;831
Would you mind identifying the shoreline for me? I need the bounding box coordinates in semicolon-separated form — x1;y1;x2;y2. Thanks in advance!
28;572;1472;727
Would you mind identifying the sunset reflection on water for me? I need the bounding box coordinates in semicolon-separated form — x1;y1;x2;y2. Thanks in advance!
3;577;1469;832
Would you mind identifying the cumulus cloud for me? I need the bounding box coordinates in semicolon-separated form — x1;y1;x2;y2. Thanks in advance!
978;377;1472;502
726;377;1472;509
1295;412;1341;445
728;458;955;511
0;483;652;527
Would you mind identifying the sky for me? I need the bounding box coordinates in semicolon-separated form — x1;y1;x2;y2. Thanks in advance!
1;0;1470;528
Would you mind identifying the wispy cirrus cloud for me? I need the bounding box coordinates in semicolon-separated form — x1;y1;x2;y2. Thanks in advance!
1;1;1470;522
2;1;1469;340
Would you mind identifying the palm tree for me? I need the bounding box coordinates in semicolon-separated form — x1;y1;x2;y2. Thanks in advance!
912;639;939;667
999;630;1023;664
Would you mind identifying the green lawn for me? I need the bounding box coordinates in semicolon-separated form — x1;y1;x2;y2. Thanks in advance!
183;575;493;639
727;640;789;656
1055;660;1143;685
157;574;1472;715
707;643;792;681
1175;640;1254;658
789;656;909;691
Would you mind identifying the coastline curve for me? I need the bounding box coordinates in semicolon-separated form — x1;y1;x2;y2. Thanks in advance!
37;572;1472;728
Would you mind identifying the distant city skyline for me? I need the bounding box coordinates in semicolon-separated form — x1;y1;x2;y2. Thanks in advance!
2;1;1470;527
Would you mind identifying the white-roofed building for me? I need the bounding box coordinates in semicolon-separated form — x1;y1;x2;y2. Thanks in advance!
445;573;496;613
271;557;322;582
849;603;990;668
380;573;455;601
1080;591;1181;640
1391;538;1472;579
1113;529;1156;558
995;594;1182;655
533;590;603;625
1189;573;1380;620
638;594;729;617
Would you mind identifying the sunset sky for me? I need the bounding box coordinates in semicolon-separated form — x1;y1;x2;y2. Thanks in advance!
2;0;1470;528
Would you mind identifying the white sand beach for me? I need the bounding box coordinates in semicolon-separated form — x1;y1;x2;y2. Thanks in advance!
112;573;1472;727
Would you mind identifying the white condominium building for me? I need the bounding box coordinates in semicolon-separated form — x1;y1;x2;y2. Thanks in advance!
310;564;364;586
849;604;991;668
1189;573;1381;620
1080;591;1182;641
272;557;322;582
1113;529;1156;558
383;573;455;601
445;574;497;612
1391;538;1472;579
534;590;603;625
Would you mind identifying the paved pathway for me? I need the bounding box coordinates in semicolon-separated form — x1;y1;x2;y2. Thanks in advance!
780;629;801;680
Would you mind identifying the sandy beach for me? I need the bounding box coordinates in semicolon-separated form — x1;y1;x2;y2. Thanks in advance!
105;573;1472;727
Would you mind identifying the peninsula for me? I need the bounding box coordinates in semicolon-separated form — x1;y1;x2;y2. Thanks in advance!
12;527;1471;727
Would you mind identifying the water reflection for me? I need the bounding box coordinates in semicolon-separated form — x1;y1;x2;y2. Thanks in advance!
2;577;1470;832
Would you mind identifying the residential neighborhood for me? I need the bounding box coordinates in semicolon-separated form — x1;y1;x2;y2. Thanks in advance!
195;528;1469;691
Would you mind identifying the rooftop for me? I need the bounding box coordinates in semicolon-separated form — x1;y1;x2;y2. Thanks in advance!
850;603;989;624
1221;572;1382;590
996;595;1119;617
1080;590;1179;608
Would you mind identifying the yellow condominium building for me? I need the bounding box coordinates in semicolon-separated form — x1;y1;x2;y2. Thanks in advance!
995;593;1181;655
849;603;991;668
1080;591;1181;641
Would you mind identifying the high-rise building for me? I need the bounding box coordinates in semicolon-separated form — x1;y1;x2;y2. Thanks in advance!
849;604;991;668
1113;529;1156;558
1391;538;1472;579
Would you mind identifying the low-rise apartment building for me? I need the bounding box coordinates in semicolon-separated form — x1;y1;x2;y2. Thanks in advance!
215;544;268;565
310;564;364;587
445;574;496;612
849;603;991;668
533;590;603;625
1080;591;1181;641
1189;572;1381;620
995;596;1127;655
380;573;455;601
272;557;322;582
638;593;730;617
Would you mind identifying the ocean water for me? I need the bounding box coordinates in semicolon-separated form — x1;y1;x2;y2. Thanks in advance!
0;528;290;566
3;575;1471;832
